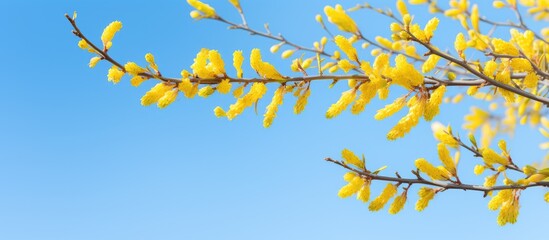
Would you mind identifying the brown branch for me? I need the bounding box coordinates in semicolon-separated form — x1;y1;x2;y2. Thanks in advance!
325;158;549;192
65;14;490;88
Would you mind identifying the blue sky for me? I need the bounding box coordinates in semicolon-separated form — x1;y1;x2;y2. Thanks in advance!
0;0;547;239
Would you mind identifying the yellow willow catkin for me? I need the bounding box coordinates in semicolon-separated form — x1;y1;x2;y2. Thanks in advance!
178;78;197;98
454;32;467;52
396;0;409;16
497;197;520;226
338;175;364;198
213;106;226;118
415;158;450;180
187;0;217;18
492;38;519;56
351;82;378;114
341;149;365;169
388;193;407;214
424;85;446;121
226;83;267;120
424;17;439;39
124;62;146;76
334;35;358;62
471;4;480;32
130;76;147;87
141;83;173;106
437;143;456;176
374;96;406;120
157;89;179;109
523;72;538;88
357;182;372;203
198;85;215;98
89;57;101;68
324;4;358;33
422;54;440;73
101;21;122;48
233;50;244;78
217;79;232;94
481;148;510;165
431;122;459;148
326;90;356;119
191;48;213;78
208;50;225;75
107;66;124;84
488;190;512;210
145;53;159;72
386;97;426;140
294;89;311;114
415;187;435;211
263;87;285;128
250;49;285;80
368;183;398;211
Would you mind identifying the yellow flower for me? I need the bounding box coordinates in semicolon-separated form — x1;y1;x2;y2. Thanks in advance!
510;58;533;72
424;85;446;121
294;89;311;114
334;35;358;62
424;17;440;39
178;78;198;98
481;148;509;166
368;183;398;211
157;89;179;108
337;59;355;73
386;96;426;140
437;143;456;176
474;164;485;175
471;4;480;32
191;48;214;78
357;182;371;203
341;148;365;169
497;197;519;226
351;81;378;114
488;190;512;210
338;175;364;198
492;38;519;56
493;1;506;8
124;62;146;76
208;50;225;75
233;50;244;78
281;49;295;59
326;90;356;119
415;158;450;180
324;4;359;33
375;96;406;120
217;79;232;94
214;106;226;118
88;57;101;68
421;54;440;73
107;66;124;84
396;0;408;16
145;53;159;73
141;83;173;106
263;86;285;128
130;76;147;87
228;0;241;11
523;72;538;88
415;187;435;211
226;83;267;120
388;193;407;214
198;85;215;98
101;21;122;49
484;174;498;187
250;49;285;80
454;32;467;52
187;0;217;18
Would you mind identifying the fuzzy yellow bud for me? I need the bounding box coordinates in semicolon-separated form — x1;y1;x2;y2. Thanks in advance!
88;57;101;68
101;21;122;49
187;0;217;18
157;89;179;109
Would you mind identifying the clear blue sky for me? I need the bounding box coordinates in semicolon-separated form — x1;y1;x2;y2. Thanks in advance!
0;0;547;239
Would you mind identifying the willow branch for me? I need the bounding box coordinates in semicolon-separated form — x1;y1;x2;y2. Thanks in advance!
406;30;549;106
325;158;549;193
66;14;489;88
